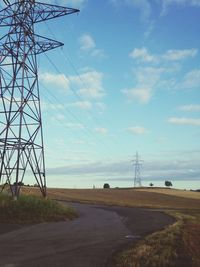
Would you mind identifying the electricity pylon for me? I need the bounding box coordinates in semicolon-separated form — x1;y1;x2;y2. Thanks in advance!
0;0;79;198
132;152;142;187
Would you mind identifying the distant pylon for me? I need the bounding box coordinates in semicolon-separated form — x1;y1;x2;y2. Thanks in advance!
132;152;142;187
0;1;79;198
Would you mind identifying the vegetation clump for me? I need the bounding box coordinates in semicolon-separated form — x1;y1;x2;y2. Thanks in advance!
113;211;200;267
0;194;77;224
103;183;110;189
165;180;173;187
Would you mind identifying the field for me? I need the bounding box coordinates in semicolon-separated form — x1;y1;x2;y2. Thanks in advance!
22;186;200;210
22;186;200;267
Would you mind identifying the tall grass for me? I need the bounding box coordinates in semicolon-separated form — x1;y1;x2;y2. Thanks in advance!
0;194;77;223
113;211;200;267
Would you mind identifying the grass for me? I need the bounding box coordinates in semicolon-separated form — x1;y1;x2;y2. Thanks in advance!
112;211;200;267
0;193;77;224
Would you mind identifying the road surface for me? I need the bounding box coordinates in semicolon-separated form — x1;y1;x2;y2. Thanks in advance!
0;202;174;267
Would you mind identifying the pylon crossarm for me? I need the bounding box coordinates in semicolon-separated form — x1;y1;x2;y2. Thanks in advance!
0;37;63;58
33;2;79;24
0;2;79;27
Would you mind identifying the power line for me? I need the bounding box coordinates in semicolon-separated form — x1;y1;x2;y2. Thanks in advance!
41;20;123;159
40;83;113;159
44;52;83;102
44;22;109;127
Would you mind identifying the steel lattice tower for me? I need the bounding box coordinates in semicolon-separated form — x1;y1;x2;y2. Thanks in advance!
132;152;142;187
0;0;79;198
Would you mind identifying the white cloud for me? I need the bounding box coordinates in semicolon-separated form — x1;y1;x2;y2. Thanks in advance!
94;127;108;134
41;102;64;112
178;105;200;112
163;0;200;7
127;126;149;135
168;117;200;126
130;47;198;63
54;113;66;121
111;0;155;37
39;72;69;91
110;0;152;21
156;137;167;144
90;49;105;58
79;33;105;58
79;33;95;51
50;114;85;129
126;0;151;21
181;69;200;89
65;122;84;129
96;102;106;111
51;113;67;124
130;47;156;62
72;139;86;145
122;66;164;104
127;49;199;103
163;49;198;61
79;87;105;99
72;70;105;100
161;0;200;15
136;67;164;87
40;69;105;103
122;88;151;103
68;101;92;110
144;20;155;38
47;156;200;183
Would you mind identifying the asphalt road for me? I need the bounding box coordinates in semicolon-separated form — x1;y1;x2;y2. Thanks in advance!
0;202;174;267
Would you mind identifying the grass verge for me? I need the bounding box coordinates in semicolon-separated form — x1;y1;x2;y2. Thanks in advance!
0;194;77;224
112;210;200;267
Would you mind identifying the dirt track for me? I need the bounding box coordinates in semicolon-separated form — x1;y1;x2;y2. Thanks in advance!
0;202;174;267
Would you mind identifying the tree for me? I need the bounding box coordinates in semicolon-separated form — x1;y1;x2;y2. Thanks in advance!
149;183;154;187
103;183;110;189
165;180;172;187
13;181;24;186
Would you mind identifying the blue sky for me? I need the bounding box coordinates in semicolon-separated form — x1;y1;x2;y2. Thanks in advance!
1;0;200;189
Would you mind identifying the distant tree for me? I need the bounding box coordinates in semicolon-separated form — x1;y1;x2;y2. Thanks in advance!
149;183;154;187
103;183;110;189
13;181;24;186
165;180;172;187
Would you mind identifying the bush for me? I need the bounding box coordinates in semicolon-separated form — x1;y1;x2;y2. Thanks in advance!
165;180;173;187
103;183;110;189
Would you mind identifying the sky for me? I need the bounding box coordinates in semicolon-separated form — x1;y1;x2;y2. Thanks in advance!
1;0;200;189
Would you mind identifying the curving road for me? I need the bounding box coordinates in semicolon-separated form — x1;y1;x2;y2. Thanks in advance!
0;202;174;267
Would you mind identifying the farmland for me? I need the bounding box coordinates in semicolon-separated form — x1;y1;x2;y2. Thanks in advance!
22;186;200;267
22;186;200;210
